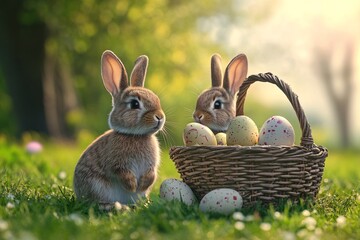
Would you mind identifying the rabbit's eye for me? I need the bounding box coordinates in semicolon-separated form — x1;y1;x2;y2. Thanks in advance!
130;99;140;109
214;100;222;109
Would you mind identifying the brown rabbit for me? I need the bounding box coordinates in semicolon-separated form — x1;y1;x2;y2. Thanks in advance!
193;53;248;133
73;50;165;206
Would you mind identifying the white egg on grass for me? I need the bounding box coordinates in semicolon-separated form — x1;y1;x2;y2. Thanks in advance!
199;188;243;215
159;179;197;206
258;116;295;146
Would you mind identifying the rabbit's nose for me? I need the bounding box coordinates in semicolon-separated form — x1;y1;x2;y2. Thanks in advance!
154;114;162;121
154;114;165;129
154;113;165;124
193;113;204;122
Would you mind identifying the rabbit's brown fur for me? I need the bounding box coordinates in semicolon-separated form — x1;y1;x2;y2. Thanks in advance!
193;53;248;133
73;51;165;205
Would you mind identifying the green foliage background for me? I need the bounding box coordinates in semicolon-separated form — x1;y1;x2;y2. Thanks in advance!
21;0;241;143
0;0;332;148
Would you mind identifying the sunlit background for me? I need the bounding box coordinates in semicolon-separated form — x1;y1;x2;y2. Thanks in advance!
0;0;359;149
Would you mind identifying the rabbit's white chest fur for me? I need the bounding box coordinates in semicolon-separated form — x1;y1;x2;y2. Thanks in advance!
94;132;159;204
74;130;161;204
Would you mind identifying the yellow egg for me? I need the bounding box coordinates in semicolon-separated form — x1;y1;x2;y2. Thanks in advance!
215;133;227;145
183;122;217;146
226;116;259;146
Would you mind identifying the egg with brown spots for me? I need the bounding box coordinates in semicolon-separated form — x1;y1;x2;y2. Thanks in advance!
159;179;197;206
226;116;259;146
258;116;295;146
199;188;243;215
183;122;217;146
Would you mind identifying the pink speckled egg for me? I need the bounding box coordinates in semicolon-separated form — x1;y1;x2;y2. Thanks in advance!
258;116;295;146
159;179;197;206
199;188;243;215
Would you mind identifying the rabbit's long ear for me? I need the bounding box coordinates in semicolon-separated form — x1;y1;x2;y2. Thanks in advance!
211;54;222;87
130;55;149;87
101;50;128;96
223;54;248;96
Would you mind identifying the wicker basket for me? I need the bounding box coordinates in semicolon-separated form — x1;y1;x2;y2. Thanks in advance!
169;73;328;207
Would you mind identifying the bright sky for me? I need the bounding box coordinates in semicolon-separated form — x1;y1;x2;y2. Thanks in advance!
224;0;360;145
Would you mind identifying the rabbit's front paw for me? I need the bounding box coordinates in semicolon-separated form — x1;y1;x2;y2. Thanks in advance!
119;171;138;192
138;170;156;192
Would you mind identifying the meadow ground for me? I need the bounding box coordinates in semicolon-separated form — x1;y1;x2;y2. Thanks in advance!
0;137;359;240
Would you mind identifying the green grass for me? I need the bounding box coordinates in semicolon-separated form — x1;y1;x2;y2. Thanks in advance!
1;136;360;240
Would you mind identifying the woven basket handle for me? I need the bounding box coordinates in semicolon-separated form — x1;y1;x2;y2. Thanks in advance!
236;72;314;148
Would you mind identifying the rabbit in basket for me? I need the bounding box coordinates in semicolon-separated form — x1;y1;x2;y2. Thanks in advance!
193;53;248;133
74;50;165;210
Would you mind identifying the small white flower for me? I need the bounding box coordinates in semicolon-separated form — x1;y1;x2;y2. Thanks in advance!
6;194;15;201
302;210;311;217
274;211;283;220
323;178;329;183
6;202;15;209
260;222;271;231
58;171;67;180
336;215;346;228
114;201;122;211
281;231;296;240
53;212;59;219
232;212;245;221
68;213;83;225
244;215;254;222
302;217;317;230
234;221;245;230
0;219;9;231
297;229;308;238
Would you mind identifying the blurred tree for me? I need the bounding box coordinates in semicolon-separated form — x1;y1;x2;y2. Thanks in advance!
314;37;354;148
0;72;17;135
0;0;48;136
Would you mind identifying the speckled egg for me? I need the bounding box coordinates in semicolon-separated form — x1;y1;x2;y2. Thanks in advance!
226;116;259;146
215;133;227;145
258;116;295;146
159;179;197;206
199;188;243;215
183;122;217;146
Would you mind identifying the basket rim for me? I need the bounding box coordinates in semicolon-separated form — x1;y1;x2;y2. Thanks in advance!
170;144;325;150
169;144;328;160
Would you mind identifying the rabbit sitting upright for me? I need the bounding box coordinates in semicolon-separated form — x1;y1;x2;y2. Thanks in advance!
74;50;165;207
193;53;248;133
